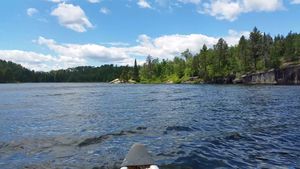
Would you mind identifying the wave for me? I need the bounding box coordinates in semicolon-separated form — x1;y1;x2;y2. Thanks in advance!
78;126;148;147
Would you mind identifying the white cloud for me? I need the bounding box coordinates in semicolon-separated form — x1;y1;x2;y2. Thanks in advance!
202;0;241;21
51;3;93;32
291;0;300;4
137;0;152;8
35;30;248;66
242;0;283;12
27;8;39;17
131;30;249;59
202;0;283;21
101;42;130;47
224;29;250;45
0;49;86;71
0;50;60;71
100;7;110;14
0;30;248;71
87;0;100;3
36;36;132;65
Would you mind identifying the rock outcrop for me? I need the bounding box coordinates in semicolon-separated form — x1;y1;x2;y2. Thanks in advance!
240;64;300;85
110;78;137;84
209;75;236;84
276;64;300;84
110;78;122;84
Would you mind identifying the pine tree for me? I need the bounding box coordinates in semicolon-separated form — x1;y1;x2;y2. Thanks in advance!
238;35;250;72
132;59;140;82
181;49;193;61
200;44;208;78
284;31;296;62
214;38;229;76
262;33;273;69
249;27;262;71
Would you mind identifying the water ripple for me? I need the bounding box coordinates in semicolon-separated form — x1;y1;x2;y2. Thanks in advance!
0;84;300;168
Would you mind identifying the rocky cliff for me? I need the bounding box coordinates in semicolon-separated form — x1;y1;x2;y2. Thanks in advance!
240;64;300;85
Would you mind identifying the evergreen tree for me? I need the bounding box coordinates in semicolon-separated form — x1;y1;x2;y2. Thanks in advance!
120;65;130;82
214;38;229;76
199;44;209;78
238;35;250;72
262;33;273;69
249;27;262;71
132;59;140;82
294;34;300;58
1;29;300;84
284;31;296;62
181;49;193;61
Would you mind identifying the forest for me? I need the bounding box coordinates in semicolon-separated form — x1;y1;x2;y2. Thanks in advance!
0;61;132;83
0;27;300;83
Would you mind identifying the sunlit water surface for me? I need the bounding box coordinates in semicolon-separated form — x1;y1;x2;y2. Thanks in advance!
0;83;300;169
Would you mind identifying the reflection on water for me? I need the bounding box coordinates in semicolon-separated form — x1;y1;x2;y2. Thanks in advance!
0;83;300;168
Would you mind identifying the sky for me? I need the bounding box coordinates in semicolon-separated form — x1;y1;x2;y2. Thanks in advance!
0;0;299;71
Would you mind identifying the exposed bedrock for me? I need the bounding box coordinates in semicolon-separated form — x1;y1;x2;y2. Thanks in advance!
239;64;300;85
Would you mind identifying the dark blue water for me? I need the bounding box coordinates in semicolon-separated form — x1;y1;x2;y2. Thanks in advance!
0;83;300;169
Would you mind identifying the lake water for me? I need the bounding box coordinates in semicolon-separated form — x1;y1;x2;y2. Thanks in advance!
0;83;300;169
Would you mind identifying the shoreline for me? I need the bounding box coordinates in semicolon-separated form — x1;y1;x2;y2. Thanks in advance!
0;81;299;85
1;64;299;85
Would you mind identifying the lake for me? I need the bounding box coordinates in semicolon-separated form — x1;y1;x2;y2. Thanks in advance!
0;83;300;169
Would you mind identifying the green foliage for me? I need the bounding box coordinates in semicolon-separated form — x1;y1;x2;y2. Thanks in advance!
214;38;229;76
238;35;251;73
1;27;300;84
249;27;263;71
0;60;35;83
120;65;130;82
132;59;140;82
138;27;300;83
0;60;130;83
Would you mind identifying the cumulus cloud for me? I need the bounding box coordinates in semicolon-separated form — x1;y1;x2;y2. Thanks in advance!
153;0;282;21
202;0;241;21
0;50;60;71
101;42;130;47
36;29;248;65
224;29;250;45
100;7;110;14
202;0;283;21
0;30;249;71
36;36;133;65
27;8;39;16
51;3;93;32
242;0;283;12
138;0;152;8
131;29;249;58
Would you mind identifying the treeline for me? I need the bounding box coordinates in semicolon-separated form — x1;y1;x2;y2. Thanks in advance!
0;60;133;83
139;27;300;83
1;27;300;83
0;60;35;83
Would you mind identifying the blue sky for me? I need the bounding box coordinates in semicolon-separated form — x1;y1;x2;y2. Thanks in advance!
0;0;299;71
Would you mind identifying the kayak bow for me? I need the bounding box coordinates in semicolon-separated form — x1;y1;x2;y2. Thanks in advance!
120;143;159;169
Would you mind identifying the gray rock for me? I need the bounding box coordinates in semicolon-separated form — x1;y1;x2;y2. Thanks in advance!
241;64;300;85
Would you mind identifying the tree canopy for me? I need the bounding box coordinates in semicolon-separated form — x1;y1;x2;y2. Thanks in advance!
138;27;300;83
1;27;300;83
0;60;131;83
